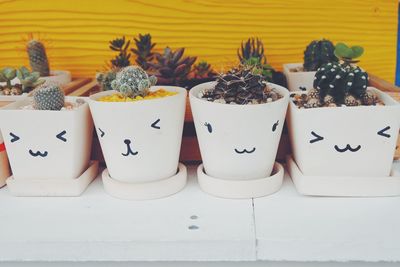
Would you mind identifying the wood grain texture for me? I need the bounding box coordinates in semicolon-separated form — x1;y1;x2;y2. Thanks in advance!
0;0;397;82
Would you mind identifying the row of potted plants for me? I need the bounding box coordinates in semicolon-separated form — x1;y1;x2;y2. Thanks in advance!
0;41;398;199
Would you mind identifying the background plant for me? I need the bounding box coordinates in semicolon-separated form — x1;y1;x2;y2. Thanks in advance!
27;39;50;77
131;33;156;70
303;39;337;71
109;36;131;68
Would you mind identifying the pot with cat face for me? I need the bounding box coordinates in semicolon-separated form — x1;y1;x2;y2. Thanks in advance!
190;82;289;180
0;97;93;181
88;86;186;183
287;88;400;177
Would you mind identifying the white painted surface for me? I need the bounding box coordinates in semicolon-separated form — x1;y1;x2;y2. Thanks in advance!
1;165;400;264
283;63;316;91
0;166;256;262
254;172;400;262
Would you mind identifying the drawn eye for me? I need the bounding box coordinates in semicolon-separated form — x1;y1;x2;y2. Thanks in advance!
9;132;20;143
272;120;279;132
204;122;212;133
151;119;161;129
310;131;324;144
98;128;105;138
56;130;67;142
377;126;391;138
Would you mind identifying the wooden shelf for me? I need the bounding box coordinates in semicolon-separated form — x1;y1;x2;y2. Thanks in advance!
0;165;399;264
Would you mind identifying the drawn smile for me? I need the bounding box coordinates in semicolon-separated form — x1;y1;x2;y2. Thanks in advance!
121;139;139;157
234;147;256;154
334;144;361;153
29;149;48;157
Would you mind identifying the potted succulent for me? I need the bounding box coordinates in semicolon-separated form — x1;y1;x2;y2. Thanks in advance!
89;65;187;200
238;37;287;87
0;67;45;100
0;84;97;196
26;39;71;85
283;39;337;91
287;43;400;196
190;65;289;199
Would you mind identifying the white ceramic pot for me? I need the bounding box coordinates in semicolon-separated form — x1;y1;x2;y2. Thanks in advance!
41;70;72;86
0;97;93;180
190;82;289;180
88;86;186;183
283;63;315;91
287;87;400;177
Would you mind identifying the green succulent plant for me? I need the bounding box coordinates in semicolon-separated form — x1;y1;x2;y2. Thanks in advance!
109;36;131;68
238;37;266;64
0;67;17;88
131;33;156;70
16;66;45;93
243;57;273;81
334;42;364;64
193;60;216;79
96;70;117;91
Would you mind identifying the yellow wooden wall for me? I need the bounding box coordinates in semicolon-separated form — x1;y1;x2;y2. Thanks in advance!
0;0;397;82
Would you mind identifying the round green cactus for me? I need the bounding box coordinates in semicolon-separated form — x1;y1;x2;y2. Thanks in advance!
303;39;337;71
33;84;65;110
111;66;157;98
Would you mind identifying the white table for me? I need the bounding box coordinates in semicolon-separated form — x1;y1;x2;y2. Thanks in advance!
0;166;399;267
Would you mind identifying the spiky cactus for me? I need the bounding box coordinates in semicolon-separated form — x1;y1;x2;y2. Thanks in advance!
111;66;157;98
96;70;117;91
131;33;156;70
149;47;196;86
202;66;280;105
109;36;131;68
304;43;375;108
27;39;50;77
303;39;337;71
33;84;65;110
16;66;45;93
238;37;266;64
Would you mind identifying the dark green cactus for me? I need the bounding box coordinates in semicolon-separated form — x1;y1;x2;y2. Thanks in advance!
16;66;45;93
96;70;117;91
27;39;50;77
33;84;65;110
303;39;337;71
131;33;156;70
312;62;368;105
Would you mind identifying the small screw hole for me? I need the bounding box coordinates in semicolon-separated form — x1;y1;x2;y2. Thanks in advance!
188;225;199;230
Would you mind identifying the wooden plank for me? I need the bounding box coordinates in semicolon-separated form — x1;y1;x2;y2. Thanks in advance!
0;167;256;261
0;0;396;82
62;78;92;95
369;74;400;92
68;80;99;96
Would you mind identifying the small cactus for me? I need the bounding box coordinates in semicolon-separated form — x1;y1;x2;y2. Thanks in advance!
27;39;50;77
16;66;45;93
33;84;65;110
111;66;157;98
303;39;337;71
96;70;117;91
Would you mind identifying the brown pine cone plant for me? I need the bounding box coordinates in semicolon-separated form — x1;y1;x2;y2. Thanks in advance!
149;47;197;86
131;33;156;70
109;36;131;68
201;66;281;105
